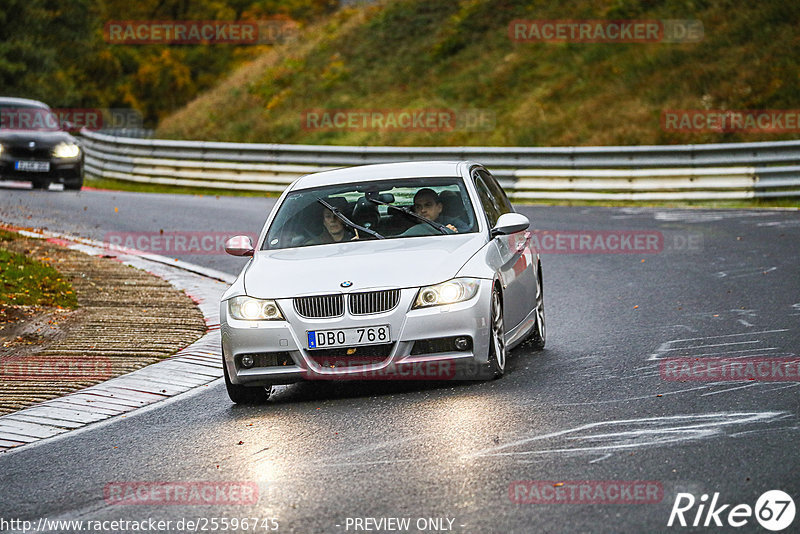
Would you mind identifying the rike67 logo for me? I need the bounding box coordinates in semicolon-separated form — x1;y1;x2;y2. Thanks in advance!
668;490;795;531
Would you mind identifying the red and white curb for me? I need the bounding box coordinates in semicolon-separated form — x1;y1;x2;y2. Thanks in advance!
0;229;234;452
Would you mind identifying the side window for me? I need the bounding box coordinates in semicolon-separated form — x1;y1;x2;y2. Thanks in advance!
473;172;502;228
478;169;513;215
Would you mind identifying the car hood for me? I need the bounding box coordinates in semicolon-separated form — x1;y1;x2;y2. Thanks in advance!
0;130;76;148
243;233;486;298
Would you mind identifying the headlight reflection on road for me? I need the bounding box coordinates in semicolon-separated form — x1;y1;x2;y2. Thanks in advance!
418;392;523;462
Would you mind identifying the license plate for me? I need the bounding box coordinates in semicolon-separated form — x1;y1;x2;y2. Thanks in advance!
15;161;50;172
307;325;391;349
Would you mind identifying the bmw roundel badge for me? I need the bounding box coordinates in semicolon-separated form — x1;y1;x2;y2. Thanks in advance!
340;281;353;288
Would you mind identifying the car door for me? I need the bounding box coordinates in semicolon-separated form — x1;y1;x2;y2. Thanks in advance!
473;168;536;331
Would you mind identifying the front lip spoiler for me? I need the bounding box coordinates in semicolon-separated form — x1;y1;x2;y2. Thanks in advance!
232;352;483;385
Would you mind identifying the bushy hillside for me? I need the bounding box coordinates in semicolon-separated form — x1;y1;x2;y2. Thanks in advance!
157;0;800;146
1;0;337;126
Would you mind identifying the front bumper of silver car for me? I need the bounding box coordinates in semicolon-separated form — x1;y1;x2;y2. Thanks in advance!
220;281;494;384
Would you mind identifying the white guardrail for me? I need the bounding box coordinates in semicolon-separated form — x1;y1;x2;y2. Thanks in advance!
79;129;800;200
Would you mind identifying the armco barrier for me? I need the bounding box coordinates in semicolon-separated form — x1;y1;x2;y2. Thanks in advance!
79;129;800;200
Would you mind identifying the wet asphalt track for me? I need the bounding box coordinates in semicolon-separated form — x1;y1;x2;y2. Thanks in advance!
0;184;799;533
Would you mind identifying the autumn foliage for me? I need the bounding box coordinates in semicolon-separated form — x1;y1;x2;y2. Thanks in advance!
0;0;337;126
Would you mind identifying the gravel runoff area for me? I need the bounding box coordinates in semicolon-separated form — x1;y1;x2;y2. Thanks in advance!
0;226;207;415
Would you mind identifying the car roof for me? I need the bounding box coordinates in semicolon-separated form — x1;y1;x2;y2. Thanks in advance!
290;161;471;190
0;97;50;109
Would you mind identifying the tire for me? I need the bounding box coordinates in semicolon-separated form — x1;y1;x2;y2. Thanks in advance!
526;262;546;351
487;285;506;378
64;178;83;191
223;359;271;404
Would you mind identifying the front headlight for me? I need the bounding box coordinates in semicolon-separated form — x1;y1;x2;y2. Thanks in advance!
52;142;80;158
228;296;284;321
413;278;480;309
0;144;4;157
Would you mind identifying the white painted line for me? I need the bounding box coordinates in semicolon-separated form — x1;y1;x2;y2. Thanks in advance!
0;422;67;439
15;406;108;424
43;400;124;417
463;412;787;459
658;340;761;351
647;329;789;360
3;414;85;429
700;383;761;397
81;386;163;404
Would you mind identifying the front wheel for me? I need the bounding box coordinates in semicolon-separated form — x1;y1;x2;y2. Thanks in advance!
223;359;271;404
64;179;83;191
486;286;506;378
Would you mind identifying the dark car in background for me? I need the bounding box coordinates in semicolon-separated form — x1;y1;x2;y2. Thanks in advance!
0;97;83;190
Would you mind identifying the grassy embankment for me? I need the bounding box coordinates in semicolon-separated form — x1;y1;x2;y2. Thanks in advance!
0;230;78;325
91;0;800;207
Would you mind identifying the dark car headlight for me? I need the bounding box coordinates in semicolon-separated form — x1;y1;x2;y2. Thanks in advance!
228;296;284;320
52;142;81;159
413;278;480;309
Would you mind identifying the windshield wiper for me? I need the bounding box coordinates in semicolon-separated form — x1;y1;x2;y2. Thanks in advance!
317;198;385;240
366;197;449;234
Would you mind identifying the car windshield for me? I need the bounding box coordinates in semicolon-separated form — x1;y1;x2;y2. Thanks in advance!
0;104;61;131
263;176;478;250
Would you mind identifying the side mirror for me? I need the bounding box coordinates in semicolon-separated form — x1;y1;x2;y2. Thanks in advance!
490;213;529;238
225;236;255;257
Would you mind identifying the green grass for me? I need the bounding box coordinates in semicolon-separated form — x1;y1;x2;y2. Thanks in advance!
98;0;800;207
0;233;79;309
85;177;281;198
156;0;800;147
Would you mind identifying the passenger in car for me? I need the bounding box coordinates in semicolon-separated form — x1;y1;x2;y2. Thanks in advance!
400;188;460;236
439;189;470;229
311;197;357;244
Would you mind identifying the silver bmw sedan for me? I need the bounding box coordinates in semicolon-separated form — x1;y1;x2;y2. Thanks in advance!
220;161;545;403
